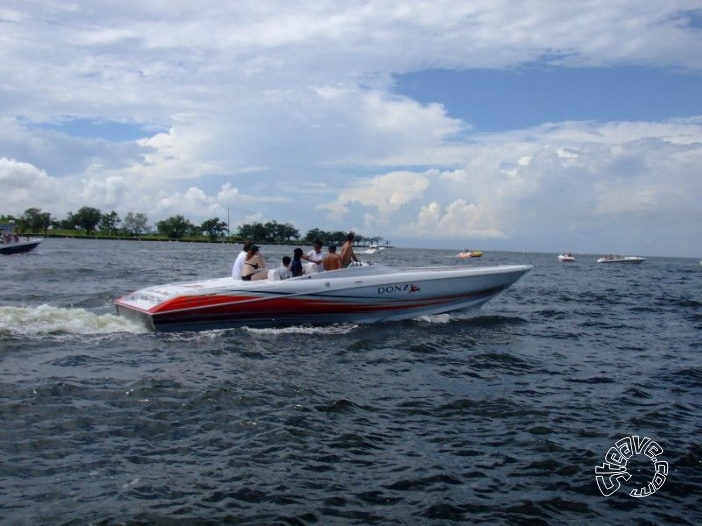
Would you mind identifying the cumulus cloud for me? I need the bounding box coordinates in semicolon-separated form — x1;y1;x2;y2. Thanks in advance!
414;199;505;238
0;157;70;213
1;2;701;255
328;171;430;217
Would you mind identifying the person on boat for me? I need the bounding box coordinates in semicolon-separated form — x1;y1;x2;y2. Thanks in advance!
302;239;325;272
291;248;304;277
323;244;343;271
241;245;267;281
276;256;293;280
340;232;359;267
232;241;253;279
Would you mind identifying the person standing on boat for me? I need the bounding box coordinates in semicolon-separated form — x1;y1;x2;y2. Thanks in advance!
241;245;267;281
340;232;359;267
323;244;343;271
302;239;325;272
232;241;252;279
291;248;304;277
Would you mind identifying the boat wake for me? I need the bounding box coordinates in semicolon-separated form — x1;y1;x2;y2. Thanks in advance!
0;305;148;336
244;324;359;336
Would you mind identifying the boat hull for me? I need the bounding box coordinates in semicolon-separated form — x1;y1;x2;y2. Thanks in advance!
596;256;645;264
115;264;531;332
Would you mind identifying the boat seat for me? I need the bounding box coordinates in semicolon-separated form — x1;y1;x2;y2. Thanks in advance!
303;262;318;275
267;269;281;281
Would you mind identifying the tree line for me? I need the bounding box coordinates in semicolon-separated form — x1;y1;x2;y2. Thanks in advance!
1;207;386;246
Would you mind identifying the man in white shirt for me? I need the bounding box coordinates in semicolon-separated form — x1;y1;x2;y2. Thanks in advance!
232;241;252;279
302;239;324;272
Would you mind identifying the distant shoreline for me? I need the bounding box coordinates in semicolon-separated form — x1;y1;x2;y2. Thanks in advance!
31;234;394;248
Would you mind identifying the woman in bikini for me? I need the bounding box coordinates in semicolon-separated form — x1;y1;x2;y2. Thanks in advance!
240;245;267;281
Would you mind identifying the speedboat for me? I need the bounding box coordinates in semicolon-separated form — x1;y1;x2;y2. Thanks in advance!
457;250;483;258
596;255;645;264
0;222;42;255
115;262;531;332
558;253;575;262
361;244;386;254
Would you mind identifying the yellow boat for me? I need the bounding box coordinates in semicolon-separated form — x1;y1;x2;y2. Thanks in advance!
457;250;483;258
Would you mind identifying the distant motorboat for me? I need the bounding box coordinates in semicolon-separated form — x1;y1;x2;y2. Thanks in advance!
361;243;386;255
457;250;483;259
596;255;646;264
0;222;42;255
558;253;575;263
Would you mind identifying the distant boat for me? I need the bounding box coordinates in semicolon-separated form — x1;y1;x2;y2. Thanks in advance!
361;244;385;255
457;250;483;259
0;222;42;255
558;253;575;263
596;255;645;264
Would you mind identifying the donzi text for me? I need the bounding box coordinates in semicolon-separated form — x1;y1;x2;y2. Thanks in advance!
377;284;421;294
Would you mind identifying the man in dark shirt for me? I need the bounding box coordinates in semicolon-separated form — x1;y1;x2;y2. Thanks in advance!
291;248;304;277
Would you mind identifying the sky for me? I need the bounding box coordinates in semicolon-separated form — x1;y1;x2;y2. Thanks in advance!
1;1;701;257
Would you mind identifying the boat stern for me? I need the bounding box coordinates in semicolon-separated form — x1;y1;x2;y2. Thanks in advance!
114;289;167;330
114;300;157;330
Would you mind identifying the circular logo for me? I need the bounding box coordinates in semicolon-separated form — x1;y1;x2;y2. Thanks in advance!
595;435;668;497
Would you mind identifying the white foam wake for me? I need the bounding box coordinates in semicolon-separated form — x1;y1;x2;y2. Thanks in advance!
244;324;358;335
0;305;148;336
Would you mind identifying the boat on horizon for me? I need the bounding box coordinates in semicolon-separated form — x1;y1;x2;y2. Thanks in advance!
596;255;646;264
457;249;483;259
115;262;531;332
0;222;42;255
558;253;575;263
361;243;386;255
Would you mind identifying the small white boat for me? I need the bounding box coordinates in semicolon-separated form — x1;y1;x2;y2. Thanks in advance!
558;253;575;263
596;255;646;264
115;262;531;332
0;222;42;255
361;244;385;254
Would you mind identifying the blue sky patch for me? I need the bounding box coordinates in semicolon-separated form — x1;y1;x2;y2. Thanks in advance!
31;118;151;142
393;66;702;132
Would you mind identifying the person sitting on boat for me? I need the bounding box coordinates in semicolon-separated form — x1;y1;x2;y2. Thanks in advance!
241;245;267;281
291;248;304;277
340;232;359;267
276;256;293;280
232;241;253;279
323;244;343;271
302;239;325;272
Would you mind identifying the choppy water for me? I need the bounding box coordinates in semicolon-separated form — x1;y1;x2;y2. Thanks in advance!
1;239;701;525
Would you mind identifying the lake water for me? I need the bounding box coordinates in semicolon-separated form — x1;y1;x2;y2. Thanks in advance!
1;239;701;525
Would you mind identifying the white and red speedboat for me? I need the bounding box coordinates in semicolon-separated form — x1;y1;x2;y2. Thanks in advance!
115;263;531;332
